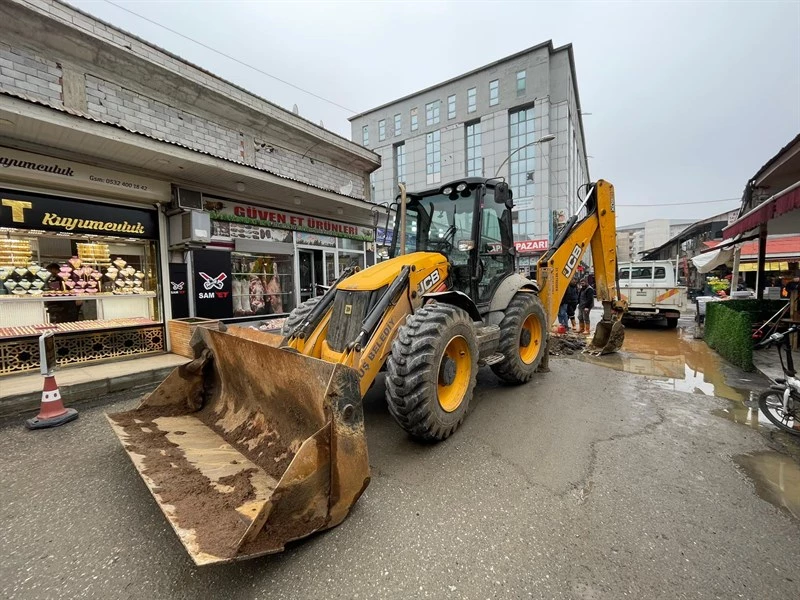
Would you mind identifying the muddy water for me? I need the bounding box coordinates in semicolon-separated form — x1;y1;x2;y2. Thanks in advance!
577;325;776;429
734;452;800;520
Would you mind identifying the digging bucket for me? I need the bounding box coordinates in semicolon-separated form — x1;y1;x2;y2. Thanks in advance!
107;326;370;566
586;319;625;355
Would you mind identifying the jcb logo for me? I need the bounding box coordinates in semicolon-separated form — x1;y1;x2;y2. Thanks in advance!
417;269;441;294
562;244;582;279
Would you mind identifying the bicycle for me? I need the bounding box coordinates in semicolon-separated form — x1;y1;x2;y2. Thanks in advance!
754;324;800;436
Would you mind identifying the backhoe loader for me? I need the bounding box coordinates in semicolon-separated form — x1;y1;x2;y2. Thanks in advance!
107;178;625;565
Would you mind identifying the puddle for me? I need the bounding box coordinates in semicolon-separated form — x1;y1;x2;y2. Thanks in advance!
734;451;800;520
578;326;751;401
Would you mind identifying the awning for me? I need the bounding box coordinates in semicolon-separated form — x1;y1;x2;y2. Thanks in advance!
738;261;790;272
692;247;733;273
724;181;800;238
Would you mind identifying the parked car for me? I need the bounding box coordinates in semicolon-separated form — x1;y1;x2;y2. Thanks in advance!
618;260;687;328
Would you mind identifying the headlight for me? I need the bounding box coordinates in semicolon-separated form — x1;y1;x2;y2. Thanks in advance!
442;186;453;195
377;246;389;258
457;240;475;251
456;183;467;193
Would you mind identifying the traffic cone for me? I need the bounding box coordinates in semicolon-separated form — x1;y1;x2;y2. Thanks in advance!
25;374;78;430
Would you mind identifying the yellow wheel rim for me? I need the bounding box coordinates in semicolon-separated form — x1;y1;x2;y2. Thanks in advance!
519;313;542;364
437;335;472;412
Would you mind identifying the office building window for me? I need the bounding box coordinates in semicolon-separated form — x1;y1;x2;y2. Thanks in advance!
466;121;482;177
395;143;406;184
426;100;440;126
509;107;536;208
394;113;401;136
489;80;499;106
378;119;386;142
425;130;441;185
467;87;476;113
516;70;526;96
410;107;418;131
362;125;369;146
447;94;456;119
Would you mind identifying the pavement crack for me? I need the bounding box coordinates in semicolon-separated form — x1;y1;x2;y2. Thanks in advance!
567;400;667;505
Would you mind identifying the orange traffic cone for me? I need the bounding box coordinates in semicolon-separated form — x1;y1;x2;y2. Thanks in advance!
25;374;78;430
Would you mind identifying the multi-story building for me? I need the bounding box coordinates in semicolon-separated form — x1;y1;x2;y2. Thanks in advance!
617;219;694;262
349;41;590;270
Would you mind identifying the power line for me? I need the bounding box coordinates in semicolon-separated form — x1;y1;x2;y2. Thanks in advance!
102;0;357;114
617;197;740;207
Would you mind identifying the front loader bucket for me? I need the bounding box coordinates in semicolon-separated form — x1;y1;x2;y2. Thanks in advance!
586;319;625;355
106;327;369;566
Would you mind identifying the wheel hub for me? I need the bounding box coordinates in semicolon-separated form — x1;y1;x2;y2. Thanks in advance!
519;328;532;347
439;356;456;386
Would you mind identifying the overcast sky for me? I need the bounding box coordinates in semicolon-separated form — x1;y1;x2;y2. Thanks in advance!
68;0;799;226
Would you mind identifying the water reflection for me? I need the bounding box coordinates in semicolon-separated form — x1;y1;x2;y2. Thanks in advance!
734;451;800;520
579;326;749;401
577;325;777;429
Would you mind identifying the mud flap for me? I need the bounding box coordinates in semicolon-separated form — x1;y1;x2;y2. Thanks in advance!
106;327;369;566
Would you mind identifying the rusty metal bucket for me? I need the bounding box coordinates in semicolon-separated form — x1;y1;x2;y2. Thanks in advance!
586;319;625;355
107;326;370;566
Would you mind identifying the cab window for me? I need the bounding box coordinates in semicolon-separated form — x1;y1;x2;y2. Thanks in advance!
654;267;666;279
630;267;652;279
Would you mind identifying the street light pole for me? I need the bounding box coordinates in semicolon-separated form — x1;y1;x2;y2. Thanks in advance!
493;133;555;178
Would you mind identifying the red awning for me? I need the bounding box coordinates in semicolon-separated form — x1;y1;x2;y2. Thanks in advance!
724;181;800;238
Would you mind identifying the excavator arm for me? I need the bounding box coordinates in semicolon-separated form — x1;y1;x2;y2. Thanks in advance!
536;180;626;354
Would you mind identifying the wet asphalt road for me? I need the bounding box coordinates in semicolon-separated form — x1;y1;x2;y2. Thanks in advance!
2;327;800;600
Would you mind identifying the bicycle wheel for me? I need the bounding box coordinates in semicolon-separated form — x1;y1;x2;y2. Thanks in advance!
758;389;800;436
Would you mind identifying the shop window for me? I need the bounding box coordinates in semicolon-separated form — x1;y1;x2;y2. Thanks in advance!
231;252;295;316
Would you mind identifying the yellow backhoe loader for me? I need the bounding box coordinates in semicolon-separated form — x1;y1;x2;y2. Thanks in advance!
107;178;625;565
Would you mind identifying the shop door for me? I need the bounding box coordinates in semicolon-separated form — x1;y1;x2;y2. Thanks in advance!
323;251;338;287
299;249;327;301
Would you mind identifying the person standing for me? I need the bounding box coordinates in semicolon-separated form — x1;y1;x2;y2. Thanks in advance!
577;279;595;334
564;280;579;331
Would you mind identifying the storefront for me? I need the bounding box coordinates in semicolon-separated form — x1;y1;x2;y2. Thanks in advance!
170;194;373;322
0;147;170;376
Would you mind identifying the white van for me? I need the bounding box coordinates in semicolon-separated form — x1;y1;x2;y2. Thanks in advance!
618;260;687;328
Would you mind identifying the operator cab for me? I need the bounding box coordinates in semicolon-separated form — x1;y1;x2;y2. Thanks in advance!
388;178;516;306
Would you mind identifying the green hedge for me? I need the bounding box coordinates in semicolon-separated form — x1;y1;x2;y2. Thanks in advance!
720;299;788;324
705;303;754;371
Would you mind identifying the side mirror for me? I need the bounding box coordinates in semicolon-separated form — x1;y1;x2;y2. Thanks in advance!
495;182;514;208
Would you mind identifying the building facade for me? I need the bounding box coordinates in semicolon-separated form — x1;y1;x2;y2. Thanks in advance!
349;41;590;271
617;219;694;262
0;0;380;376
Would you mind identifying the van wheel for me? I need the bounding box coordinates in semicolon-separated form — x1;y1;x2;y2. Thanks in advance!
666;317;678;329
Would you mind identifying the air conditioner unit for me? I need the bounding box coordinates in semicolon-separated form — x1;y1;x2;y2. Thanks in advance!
169;210;211;247
176;187;203;210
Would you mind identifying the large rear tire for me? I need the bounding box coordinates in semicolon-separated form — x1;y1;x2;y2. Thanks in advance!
491;293;547;384
386;303;478;441
281;296;322;336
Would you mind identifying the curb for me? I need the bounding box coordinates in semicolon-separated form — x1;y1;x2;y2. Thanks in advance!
0;366;176;418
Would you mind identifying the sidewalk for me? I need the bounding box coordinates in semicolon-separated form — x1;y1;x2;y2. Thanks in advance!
753;346;796;383
0;353;189;418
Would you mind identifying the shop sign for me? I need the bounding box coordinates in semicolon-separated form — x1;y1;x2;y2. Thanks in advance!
296;232;336;248
204;197;374;242
0;147;170;203
211;219;293;243
0;189;157;238
168;263;190;319
193;250;232;318
515;239;549;253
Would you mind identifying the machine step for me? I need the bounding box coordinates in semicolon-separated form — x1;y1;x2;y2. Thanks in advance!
479;353;505;366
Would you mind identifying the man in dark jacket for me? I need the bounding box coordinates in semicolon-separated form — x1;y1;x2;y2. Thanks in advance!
564;280;579;331
577;279;595;334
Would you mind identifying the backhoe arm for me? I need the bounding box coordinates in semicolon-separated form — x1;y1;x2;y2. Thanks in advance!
536;180;625;354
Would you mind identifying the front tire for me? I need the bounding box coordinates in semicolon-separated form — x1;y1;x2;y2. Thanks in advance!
385;303;478;441
666;317;679;329
491;293;547;384
758;389;800;436
281;296;321;336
